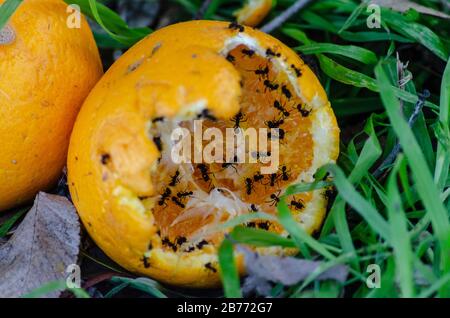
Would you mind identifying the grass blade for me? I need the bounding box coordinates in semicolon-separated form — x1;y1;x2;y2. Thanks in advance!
218;238;242;298
386;156;415;297
0;0;22;31
295;43;377;64
375;62;450;296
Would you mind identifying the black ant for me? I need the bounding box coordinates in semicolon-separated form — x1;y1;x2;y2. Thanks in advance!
152;117;165;124
265;118;284;129
280;165;290;181
141;256;151;268
242;48;255;57
266;48;281;58
263;79;279;91
267;191;281;206
291;64;302;77
177;190;193;199
268;173;279;187
100;153;111;165
290;198;304;211
204;262;217;273
169;170;181;187
230;111;246;130
253;171;265;183
245;178;254;195
197;109;217;121
171;196;186;208
273;100;290;117
158;188;171;206
249;204;258;212
297;104;311;117
162;237;177;252
281;85;292;99
228;22;244;32
176;236;187;245
226;53;235;63
254;65;269;77
153;136;163;152
196;240;208;249
258;221;270;230
197;164;212;182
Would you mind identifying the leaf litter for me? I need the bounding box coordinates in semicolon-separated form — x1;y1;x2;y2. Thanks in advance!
0;193;80;298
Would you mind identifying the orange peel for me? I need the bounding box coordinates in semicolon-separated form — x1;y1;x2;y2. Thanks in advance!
68;21;339;287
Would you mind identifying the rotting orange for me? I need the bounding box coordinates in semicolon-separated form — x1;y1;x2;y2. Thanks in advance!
0;0;103;211
234;0;273;27
68;20;340;288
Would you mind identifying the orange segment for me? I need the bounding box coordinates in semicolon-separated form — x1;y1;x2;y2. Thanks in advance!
68;21;340;287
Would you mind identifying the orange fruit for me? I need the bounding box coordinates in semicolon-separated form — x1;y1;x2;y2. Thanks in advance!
235;0;273;27
68;20;339;287
0;0;103;211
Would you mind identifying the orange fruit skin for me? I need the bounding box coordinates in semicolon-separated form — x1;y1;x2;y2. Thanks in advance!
68;21;339;287
235;0;273;27
0;0;103;211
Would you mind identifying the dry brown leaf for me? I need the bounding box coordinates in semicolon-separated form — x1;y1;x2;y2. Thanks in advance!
373;0;450;19
0;193;80;298
239;247;348;296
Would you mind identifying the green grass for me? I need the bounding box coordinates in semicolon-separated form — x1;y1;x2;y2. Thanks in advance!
1;0;449;298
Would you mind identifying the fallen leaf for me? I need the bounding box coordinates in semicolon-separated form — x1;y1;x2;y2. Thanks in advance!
372;0;450;19
239;247;348;296
0;193;80;298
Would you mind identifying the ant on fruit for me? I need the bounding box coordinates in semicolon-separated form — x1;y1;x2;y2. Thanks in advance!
204;262;217;273
197;109;217;121
242;48;255;57
228;22;244;32
230;111;246;130
263;79;279;91
297;104;311;117
245;178;255;195
169;170;181;187
267;190;281;206
266;48;281;58
253;65;269;78
280;165;290;181
291;64;302;77
197;164;212;182
253;171;265;183
289;198;304;211
265;118;284;129
158;187;172;206
153;135;163;152
100;153;111;165
141;255;151;268
258;221;270;230
226;54;235;63
152;117;165;124
177;190;193;199
267;173;279;187
273;100;290;117
281;85;292;99
171;196;186;208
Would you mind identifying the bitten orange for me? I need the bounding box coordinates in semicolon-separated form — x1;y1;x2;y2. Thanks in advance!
68;21;339;288
0;0;103;211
